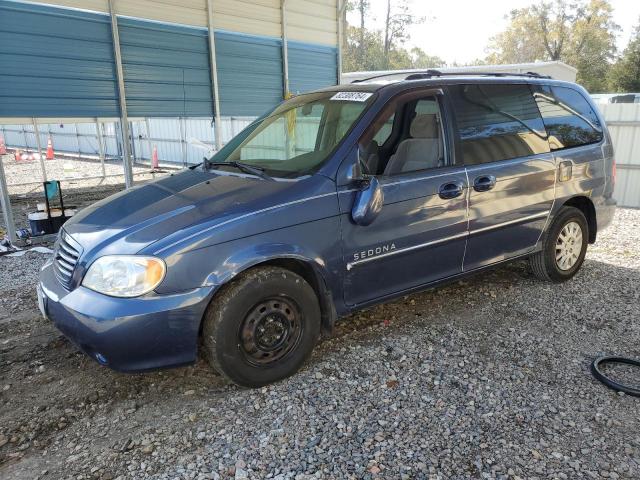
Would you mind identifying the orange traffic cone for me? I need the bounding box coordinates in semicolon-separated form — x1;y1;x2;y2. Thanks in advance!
151;145;159;169
0;136;6;155
46;137;55;160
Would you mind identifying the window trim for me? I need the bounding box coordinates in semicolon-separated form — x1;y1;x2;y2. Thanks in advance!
448;82;552;167
532;84;604;153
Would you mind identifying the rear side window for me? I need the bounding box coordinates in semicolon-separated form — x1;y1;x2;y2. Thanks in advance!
450;84;550;165
534;86;603;150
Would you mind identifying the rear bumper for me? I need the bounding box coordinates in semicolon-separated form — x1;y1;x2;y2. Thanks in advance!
38;260;216;372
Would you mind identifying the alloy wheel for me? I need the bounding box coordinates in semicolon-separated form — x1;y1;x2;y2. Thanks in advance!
555;221;583;271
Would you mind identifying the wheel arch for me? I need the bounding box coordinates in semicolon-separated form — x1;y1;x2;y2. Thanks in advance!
201;254;338;338
562;196;597;243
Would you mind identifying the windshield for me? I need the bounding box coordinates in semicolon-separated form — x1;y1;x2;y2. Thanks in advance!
207;91;375;178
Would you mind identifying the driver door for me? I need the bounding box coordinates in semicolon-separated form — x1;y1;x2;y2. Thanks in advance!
338;89;469;307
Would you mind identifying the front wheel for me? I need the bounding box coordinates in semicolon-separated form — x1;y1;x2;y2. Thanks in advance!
529;206;589;282
201;266;321;387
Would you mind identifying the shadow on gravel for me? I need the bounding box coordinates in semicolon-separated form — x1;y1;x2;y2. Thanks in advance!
1;257;639;477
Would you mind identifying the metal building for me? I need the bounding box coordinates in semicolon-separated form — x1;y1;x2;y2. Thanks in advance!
0;0;341;169
0;0;342;241
595;103;640;208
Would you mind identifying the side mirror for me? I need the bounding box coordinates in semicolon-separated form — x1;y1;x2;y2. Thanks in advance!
351;175;384;226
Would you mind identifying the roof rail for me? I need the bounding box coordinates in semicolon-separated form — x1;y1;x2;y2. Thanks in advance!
352;69;551;83
404;70;551;80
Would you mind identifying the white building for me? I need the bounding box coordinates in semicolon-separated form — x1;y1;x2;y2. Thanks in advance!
342;61;578;84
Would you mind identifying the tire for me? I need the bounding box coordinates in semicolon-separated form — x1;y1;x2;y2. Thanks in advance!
201;266;321;387
529;206;589;283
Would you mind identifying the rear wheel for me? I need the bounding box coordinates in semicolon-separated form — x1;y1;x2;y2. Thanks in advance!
202;266;321;387
529;206;589;282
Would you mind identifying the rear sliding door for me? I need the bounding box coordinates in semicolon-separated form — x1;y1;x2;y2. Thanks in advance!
448;83;556;270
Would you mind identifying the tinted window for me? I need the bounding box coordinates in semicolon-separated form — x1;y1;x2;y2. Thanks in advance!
534;86;603;150
450;84;550;165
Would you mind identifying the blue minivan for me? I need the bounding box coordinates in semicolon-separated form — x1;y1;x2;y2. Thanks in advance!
38;72;616;387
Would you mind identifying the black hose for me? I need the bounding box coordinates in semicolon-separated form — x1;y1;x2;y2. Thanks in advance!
591;356;640;397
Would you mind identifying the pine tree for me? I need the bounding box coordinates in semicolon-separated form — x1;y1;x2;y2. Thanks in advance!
608;19;640;92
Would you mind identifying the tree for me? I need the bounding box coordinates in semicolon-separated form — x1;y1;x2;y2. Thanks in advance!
608;18;640;92
343;0;435;72
349;0;370;69
382;0;424;68
487;0;619;92
409;47;445;69
343;25;444;72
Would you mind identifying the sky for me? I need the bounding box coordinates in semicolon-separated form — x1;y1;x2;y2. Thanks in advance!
346;0;640;65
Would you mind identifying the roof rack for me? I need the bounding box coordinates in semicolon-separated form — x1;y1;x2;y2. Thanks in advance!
352;69;551;83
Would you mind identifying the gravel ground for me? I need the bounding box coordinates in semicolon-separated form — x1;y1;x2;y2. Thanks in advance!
0;208;639;480
1;153;172;233
2;153;161;196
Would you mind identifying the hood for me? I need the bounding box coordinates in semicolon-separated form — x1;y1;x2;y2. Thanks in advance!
63;169;335;259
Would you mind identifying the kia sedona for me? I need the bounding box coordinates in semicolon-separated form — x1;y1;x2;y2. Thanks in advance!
38;71;616;387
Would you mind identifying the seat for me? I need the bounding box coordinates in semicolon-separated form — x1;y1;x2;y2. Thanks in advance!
384;114;441;175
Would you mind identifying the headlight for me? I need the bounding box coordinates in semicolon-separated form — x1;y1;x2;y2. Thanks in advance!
82;256;166;297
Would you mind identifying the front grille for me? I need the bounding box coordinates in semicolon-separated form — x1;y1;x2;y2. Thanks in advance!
53;231;82;289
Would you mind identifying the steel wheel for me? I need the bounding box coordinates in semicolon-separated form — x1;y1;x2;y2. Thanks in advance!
555;221;583;271
239;297;303;366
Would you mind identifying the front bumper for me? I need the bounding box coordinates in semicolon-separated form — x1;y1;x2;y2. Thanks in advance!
38;260;216;372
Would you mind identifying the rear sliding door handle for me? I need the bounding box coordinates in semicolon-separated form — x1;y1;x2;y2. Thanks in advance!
473;175;497;192
439;181;464;200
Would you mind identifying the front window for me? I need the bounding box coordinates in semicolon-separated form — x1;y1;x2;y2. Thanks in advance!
208;91;375;178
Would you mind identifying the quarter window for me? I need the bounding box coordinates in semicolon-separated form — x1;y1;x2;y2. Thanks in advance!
450;84;550;165
534;86;603;150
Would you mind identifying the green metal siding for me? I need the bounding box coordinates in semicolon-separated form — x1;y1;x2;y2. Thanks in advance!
288;40;337;94
0;1;338;119
0;0;118;117
215;30;284;117
117;18;213;117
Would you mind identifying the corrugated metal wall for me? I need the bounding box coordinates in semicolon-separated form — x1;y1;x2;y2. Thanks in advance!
0;117;254;164
118;18;213;117
289;40;337;94
0;1;119;117
214;0;281;39
25;0;338;46
598;103;640;208
288;0;337;46
215;31;283;116
0;0;339;120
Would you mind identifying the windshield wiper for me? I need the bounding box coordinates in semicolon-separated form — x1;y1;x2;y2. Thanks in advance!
204;160;272;180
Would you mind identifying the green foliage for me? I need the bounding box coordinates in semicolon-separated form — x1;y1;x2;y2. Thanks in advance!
487;0;619;92
608;19;640;92
343;0;443;72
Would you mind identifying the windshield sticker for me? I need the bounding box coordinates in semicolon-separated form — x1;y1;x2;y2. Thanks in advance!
330;92;373;102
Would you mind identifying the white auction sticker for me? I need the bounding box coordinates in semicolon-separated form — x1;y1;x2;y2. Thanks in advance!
330;92;373;102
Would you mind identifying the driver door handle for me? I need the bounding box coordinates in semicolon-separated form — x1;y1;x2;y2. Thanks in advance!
438;181;464;200
473;175;497;192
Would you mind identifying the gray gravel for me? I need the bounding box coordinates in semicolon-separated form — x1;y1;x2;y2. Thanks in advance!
1;209;639;480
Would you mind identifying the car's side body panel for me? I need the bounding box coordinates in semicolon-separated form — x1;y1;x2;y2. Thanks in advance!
463;153;556;270
338;165;469;306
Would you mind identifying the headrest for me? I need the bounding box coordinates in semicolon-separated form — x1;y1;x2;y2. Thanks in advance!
410;114;438;139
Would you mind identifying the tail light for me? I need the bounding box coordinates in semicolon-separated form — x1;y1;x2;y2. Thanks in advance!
612;157;616;189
